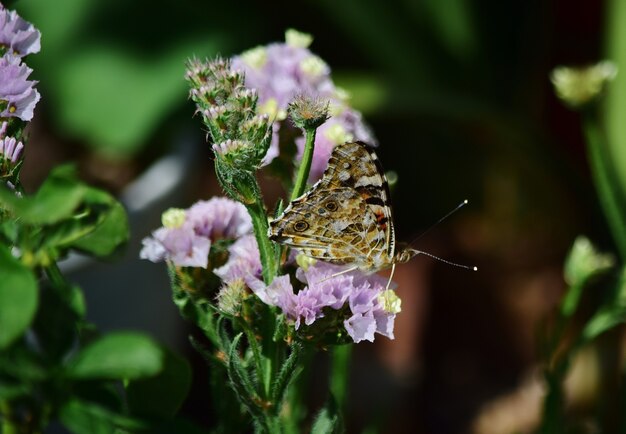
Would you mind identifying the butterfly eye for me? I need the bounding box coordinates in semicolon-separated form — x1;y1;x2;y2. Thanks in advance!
293;220;309;232
325;201;338;212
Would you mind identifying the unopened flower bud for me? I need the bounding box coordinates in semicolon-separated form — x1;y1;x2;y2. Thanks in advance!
161;208;186;229
285;29;313;48
217;278;248;316
551;61;617;108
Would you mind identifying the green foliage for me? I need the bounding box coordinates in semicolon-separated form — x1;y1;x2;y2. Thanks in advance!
0;246;38;349
126;348;192;418
19;0;228;156
0;165;129;267
66;333;163;380
311;396;344;434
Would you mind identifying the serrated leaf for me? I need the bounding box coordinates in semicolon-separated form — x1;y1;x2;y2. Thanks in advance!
0;245;38;349
66;332;163;380
127;348;192;418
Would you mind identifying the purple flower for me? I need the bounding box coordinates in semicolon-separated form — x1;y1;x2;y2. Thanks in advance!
0;53;40;121
0;6;41;56
213;234;261;283
253;260;399;343
140;224;211;268
140;196;252;268
187;197;252;239
0;135;23;164
231;31;375;174
248;274;296;313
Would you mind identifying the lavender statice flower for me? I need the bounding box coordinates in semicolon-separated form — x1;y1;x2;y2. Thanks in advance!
187;197;252;239
250;260;400;343
0;134;23;164
0;53;40;121
213;234;261;284
0;5;41;56
231;29;375;175
140;197;252;268
141;223;211;268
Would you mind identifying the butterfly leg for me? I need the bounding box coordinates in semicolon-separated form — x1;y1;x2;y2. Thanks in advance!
317;265;360;284
386;262;397;290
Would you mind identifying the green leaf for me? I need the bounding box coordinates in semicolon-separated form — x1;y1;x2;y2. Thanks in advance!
0;245;38;349
271;342;302;407
0;165;86;224
59;399;147;434
127;348;192;418
32;284;85;361
311;396;344;434
70;188;129;257
66;332;164;380
583;307;626;342
227;333;266;427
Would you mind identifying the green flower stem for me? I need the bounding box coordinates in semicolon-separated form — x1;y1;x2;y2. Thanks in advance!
290;127;317;202
44;262;66;289
560;282;584;318
583;112;626;261
239;319;267;399
246;197;277;284
330;344;352;413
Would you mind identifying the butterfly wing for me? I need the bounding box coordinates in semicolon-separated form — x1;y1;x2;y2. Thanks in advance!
321;141;396;262
269;141;396;271
269;187;385;268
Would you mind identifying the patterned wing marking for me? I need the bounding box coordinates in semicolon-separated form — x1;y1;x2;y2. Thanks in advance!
268;187;388;269
320;142;396;260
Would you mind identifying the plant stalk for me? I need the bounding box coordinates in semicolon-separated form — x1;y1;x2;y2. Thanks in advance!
583;112;626;261
246;197;277;284
330;344;352;414
290;127;317;202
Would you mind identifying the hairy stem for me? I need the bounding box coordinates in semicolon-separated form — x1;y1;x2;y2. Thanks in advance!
290;127;317;202
246;197;277;284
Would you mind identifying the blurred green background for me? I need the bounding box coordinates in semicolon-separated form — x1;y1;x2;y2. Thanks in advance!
12;0;626;432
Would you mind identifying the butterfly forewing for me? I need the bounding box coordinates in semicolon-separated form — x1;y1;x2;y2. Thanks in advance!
269;141;397;271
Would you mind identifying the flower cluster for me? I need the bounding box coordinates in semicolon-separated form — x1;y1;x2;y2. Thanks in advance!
253;262;400;343
0;3;41;181
140;197;252;268
186;57;273;168
0;4;41;57
232;29;376;181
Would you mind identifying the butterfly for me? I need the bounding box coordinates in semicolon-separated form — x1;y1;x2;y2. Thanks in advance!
268;141;419;283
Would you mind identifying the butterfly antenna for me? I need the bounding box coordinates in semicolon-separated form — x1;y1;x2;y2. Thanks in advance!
409;199;469;246
414;250;478;271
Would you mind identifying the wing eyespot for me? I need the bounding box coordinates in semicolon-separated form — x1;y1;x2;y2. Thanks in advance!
325;201;338;212
293;220;309;232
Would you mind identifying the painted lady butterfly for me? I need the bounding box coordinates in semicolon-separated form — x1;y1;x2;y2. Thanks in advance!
268;141;418;280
